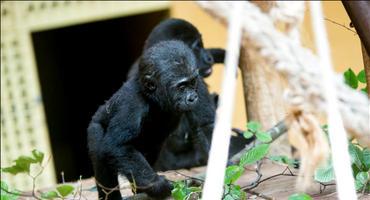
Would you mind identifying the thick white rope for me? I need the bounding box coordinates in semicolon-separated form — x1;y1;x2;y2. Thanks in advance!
269;1;305;26
309;2;357;199
201;2;244;200
197;1;370;146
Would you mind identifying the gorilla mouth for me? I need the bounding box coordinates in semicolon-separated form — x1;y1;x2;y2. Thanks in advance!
175;101;194;112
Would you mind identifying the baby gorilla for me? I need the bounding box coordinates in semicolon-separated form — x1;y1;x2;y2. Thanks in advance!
87;41;205;200
131;18;250;171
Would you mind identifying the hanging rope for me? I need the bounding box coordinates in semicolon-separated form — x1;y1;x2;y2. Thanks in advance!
201;2;244;199
309;2;357;199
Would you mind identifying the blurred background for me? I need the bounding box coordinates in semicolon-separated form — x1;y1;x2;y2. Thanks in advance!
0;1;363;190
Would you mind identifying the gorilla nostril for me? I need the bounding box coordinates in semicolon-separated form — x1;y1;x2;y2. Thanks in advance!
187;94;198;103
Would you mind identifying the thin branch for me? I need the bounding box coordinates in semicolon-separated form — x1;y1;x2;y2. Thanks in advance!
174;171;204;183
318;182;336;193
24;155;53;200
61;171;65;184
1;188;42;200
72;175;83;200
324;17;357;35
242;166;296;190
242;161;263;190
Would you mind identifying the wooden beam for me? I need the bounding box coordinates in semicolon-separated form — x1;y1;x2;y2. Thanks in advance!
342;1;370;55
361;44;370;97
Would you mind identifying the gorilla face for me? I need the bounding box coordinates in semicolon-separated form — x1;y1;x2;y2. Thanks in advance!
140;40;200;112
190;37;214;77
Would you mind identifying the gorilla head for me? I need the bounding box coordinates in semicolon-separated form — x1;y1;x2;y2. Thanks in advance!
139;40;200;111
143;19;215;77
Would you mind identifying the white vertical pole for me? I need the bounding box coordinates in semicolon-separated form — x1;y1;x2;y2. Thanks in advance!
202;2;244;200
309;1;357;200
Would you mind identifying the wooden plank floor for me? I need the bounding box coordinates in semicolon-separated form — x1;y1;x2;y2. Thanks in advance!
19;161;370;199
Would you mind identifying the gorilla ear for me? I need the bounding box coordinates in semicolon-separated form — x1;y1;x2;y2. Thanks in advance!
143;74;157;92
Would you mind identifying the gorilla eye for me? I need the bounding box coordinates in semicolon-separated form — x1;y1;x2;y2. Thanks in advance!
177;83;187;90
174;60;183;66
145;81;156;91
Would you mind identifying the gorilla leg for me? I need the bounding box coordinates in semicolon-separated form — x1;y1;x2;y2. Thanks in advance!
93;157;121;200
88;122;122;200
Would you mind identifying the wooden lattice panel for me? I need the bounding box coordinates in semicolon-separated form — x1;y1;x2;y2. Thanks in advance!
1;3;57;190
1;1;169;190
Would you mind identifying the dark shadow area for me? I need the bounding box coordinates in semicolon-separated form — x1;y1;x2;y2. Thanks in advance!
31;10;169;182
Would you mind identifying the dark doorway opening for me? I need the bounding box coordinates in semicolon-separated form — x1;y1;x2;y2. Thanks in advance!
31;10;169;182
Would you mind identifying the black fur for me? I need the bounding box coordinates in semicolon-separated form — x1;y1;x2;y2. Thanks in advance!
127;18;225;79
126;18;252;171
207;48;225;64
87;41;207;200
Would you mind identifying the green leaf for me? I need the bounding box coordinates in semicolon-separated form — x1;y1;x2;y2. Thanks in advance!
344;68;358;89
348;143;365;170
288;193;312;200
240;144;269;167
56;184;74;197
355;179;364;191
1;151;44;175
361;87;368;94
187;187;201;193
230;185;246;200
243;130;254;139
255;131;272;143
32;149;44;164
0;182;20;200
171;181;201;200
352;163;361;178
172;188;186;200
224;165;244;184
41;191;59;199
13;156;38;174
1;181;8;191
314;160;335;183
247;121;261;132
363;148;370;170
357;70;366;83
1;192;20;200
354;171;368;191
223;185;246;200
2;155;38;175
1;166;24;175
269;155;295;167
171;182;187;200
356;172;369;185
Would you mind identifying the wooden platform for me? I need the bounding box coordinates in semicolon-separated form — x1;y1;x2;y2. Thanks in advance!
19;161;370;200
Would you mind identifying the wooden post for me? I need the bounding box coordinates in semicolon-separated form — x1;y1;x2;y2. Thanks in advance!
361;44;370;97
239;42;289;155
342;1;370;97
342;1;370;56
